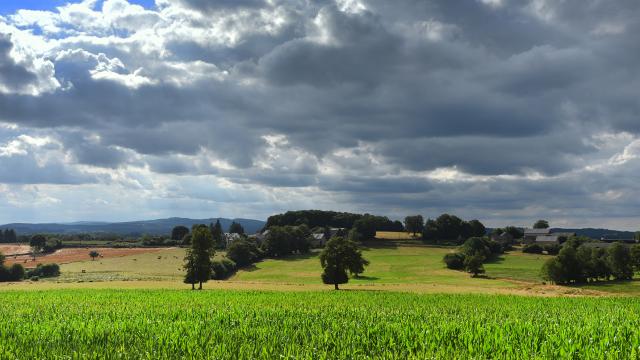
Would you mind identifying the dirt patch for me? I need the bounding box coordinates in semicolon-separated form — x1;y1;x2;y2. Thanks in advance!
0;244;31;256
4;247;168;268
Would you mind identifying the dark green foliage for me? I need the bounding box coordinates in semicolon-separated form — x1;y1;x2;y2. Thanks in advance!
211;220;224;249
504;226;524;239
29;234;47;255
608;243;633;280
422;214;486;244
171;226;189;241
89;251;100;260
630;244;640;271
461;237;492;258
265;210;402;232
443;253;465;270
183;226;214;290
43;239;62;254
261;225;310;257
227;239;261;267
27;263;60;279
542;243;560;255
228;221;245;235
542;242;634;284
319;237;369;290
533;220;549;229
464;254;486;277
0;253;25;282
0;229;17;243
404;215;424;236
523;244;543;254
352;216;378;240
211;258;237;280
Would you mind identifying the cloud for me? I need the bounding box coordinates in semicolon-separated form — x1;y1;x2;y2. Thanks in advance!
0;0;639;227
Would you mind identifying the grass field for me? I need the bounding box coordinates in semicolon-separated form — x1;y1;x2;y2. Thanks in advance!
1;289;640;359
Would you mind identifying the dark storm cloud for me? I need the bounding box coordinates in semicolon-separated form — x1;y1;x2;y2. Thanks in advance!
1;0;640;225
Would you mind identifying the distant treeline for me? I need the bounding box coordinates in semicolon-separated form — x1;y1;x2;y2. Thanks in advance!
0;229;18;243
265;210;404;232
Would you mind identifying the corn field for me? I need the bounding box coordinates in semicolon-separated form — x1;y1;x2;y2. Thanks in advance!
0;290;639;359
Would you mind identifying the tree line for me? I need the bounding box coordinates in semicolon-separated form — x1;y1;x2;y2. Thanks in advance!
443;237;506;277
0;229;18;243
265;210;403;232
542;238;640;284
403;214;487;244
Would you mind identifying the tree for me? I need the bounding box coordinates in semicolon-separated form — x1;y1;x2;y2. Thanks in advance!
171;226;189;241
468;220;486;238
464;254;485;277
404;215;424;236
227;239;261;267
183;225;214;290
228;221;245;235
29;234;47;259
211;219;224;249
504;226;524;240
352;216;377;240
319;237;369;290
3;229;17;243
608;242;633;280
630;244;640;272
0;230;4;243
89;251;100;261
533;220;549;229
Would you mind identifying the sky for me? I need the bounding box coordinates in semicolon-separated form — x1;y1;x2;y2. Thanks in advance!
0;0;639;229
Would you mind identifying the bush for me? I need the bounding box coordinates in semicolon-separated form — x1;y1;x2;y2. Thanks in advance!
8;264;25;281
227;240;262;267
211;258;237;280
523;244;543;254
27;263;60;279
542;243;560;255
443;253;465;270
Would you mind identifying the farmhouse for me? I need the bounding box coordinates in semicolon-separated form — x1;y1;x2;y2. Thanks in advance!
523;228;550;243
310;228;346;247
224;233;242;248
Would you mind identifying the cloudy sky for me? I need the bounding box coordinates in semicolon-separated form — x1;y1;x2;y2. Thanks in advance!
0;0;639;229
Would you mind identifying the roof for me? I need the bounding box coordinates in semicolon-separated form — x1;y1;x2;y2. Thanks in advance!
524;228;551;236
312;233;325;240
535;235;558;243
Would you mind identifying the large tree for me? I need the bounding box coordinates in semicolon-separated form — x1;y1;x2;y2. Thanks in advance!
404;215;424;236
183;225;214;290
533;220;550;229
319;237;369;290
211;219;224;248
29;234;47;259
228;221;245;235
171;226;189;241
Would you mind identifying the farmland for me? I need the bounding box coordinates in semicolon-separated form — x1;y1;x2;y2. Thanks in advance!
1;289;640;359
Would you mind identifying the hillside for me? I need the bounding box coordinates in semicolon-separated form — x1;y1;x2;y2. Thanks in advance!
1;217;266;236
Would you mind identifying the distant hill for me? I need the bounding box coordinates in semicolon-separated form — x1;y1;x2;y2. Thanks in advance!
0;217;266;236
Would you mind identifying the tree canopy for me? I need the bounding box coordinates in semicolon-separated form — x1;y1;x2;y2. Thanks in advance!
171;226;189;241
533;220;550;229
404;215;424;236
319;237;369;290
183;225;214;290
422;214;486;244
228;221;245;235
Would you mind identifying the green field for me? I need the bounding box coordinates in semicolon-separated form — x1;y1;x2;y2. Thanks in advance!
1;289;640;359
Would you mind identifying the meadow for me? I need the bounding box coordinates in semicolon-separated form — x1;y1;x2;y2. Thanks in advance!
1;289;640;359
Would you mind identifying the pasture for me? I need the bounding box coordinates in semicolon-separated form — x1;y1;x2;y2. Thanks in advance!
1;290;640;359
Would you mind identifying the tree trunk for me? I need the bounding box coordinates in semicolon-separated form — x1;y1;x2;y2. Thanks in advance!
191;283;195;290
199;281;202;290
334;283;339;290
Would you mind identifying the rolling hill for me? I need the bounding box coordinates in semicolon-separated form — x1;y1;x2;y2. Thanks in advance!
0;217;266;236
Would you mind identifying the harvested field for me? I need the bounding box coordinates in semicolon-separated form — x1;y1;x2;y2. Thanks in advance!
4;247;169;268
0;244;30;256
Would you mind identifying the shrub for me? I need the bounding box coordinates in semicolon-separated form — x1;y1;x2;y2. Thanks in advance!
27;263;60;279
443;253;465;270
211;258;237;280
523;244;543;254
542;243;560;255
8;264;25;281
227;240;262;267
